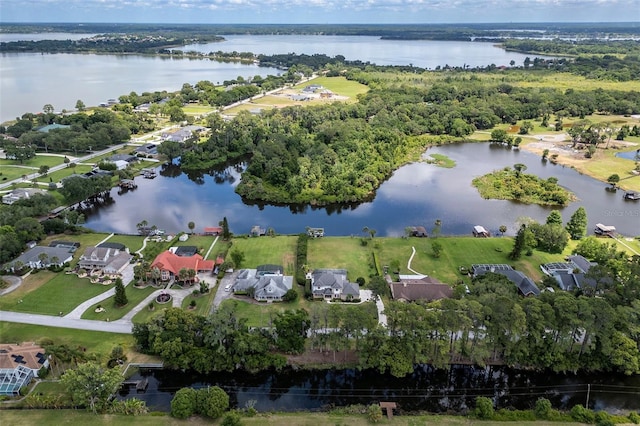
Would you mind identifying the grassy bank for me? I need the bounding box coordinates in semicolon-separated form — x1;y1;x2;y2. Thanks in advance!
0;410;594;426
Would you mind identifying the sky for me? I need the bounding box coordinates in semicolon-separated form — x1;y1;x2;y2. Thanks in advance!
1;0;639;24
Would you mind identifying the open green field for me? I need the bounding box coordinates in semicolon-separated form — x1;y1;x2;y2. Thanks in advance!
0;322;134;361
0;165;39;182
0;272;112;315
0;409;593;426
81;285;157;321
131;302;166;324
307;237;376;282
0;154;64;169
107;235;147;253
230;236;298;274
183;104;216;115
515;71;640;92
294;76;370;98
173;235;218;255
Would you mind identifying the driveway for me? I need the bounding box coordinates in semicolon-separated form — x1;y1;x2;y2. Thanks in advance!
0;275;22;296
210;270;238;313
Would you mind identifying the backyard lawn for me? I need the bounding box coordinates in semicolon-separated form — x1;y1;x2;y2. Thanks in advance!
0;272;113;316
180;287;217;316
230;236;298;274
307;237;375;282
81;285;157;321
106;234;147;253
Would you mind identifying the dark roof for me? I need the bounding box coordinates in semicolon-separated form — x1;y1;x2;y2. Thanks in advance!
472;264;540;296
108;154;137;163
256;264;283;275
174;246;198;257
391;282;453;301
97;242;127;251
49;240;80;248
566;255;595;273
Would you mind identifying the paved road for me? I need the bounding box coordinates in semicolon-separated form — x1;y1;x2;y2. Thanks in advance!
0;310;132;333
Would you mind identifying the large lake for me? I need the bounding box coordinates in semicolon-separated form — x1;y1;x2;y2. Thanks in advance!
83;143;639;237
1;35;547;123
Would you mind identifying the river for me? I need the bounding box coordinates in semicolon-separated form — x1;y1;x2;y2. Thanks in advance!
82;143;639;237
1;34;550;123
119;365;640;413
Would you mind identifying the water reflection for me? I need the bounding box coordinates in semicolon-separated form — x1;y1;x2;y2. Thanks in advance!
84;143;639;237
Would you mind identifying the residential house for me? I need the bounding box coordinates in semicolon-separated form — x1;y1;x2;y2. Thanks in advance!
309;269;360;301
232;268;293;302
8;246;74;271
306;227;325;238
162;125;205;143
49;240;81;251
250;225;266;236
2;188;46;205
78;246;132;275
204;226;222;236
172;246;198;257
134;144;158;156
471;264;540;296
150;250;214;281
390;275;453;302
541;254;603;291
0;342;49;396
108;154;138;164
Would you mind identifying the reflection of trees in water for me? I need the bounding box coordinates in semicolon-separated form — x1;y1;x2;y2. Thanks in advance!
160;163;182;179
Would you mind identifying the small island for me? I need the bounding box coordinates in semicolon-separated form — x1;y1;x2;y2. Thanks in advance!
472;164;575;206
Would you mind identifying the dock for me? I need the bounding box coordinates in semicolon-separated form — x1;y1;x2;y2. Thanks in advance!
141;168;157;179
121;377;149;392
118;179;137;189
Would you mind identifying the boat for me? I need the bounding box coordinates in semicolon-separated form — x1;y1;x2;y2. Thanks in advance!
623;191;640;201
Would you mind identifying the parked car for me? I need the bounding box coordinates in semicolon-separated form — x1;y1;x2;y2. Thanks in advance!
224;284;232;292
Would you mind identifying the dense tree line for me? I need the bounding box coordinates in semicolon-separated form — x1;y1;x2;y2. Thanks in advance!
134;240;639;378
503;39;640;57
175;68;640;204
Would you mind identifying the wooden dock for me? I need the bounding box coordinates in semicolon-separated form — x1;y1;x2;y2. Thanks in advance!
121;377;149;392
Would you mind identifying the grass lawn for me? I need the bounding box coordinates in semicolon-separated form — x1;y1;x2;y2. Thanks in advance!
180;288;216;316
46;165;94;183
0;272;112;315
0;410;591;426
307;237;376;282
183;104;216;115
0;165;39;182
231;236;298;274
131;302;166;324
173;235;218;254
295;76;370;99
221;296;306;328
106;234;147;253
0;155;63;169
373;237;568;285
0;322;134;361
81;285;157;321
515;71;640;92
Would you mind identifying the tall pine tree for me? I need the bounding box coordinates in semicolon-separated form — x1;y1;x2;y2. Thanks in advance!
509;224;527;260
114;278;128;307
566;207;588;240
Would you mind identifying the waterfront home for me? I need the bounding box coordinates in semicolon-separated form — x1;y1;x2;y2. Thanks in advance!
541;254;600;291
7;246;73;271
0;342;49;396
408;226;428;237
309;269;360;301
233;268;293;302
78;246;132;275
390;275;453;302
150;250;214;282
306;227;325;238
1;188;46;205
161;125;205;143
204;226;222;236
250;225;266;236
471;264;540;296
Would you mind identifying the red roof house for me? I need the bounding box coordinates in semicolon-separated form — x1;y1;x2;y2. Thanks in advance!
151;251;214;281
204;227;223;235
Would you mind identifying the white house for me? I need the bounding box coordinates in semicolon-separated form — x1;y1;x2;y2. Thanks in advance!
78;246;132;274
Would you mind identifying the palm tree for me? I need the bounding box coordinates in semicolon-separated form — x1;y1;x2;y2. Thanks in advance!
499;225;507;236
188;221;195;234
38;252;49;268
150;267;161;285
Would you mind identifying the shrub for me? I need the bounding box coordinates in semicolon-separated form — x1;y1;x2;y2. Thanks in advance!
170;387;197;419
571;404;595;423
534;398;551;417
221;410;243;426
366;404;383;423
474;396;494;420
629;412;640;424
196;386;229;419
595;411;615;426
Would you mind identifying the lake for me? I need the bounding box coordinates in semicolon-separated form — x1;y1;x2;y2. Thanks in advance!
83;143;639;237
1;34;550;123
119;365;640;413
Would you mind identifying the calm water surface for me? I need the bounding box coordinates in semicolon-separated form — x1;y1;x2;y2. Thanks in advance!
2;34;552;122
119;365;640;413
83;143;639;237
